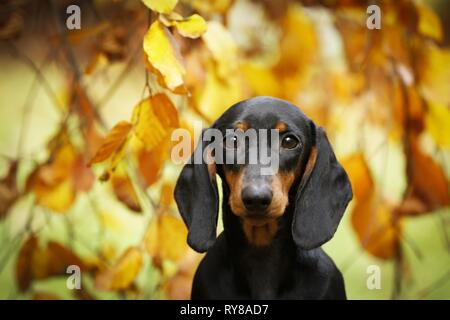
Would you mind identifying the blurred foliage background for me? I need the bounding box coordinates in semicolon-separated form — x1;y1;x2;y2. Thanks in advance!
0;0;450;300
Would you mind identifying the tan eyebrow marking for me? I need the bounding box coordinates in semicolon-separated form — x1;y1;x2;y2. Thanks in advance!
274;121;287;132
235;121;249;131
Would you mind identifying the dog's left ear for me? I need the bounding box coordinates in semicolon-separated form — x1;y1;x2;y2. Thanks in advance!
292;124;353;250
174;129;219;253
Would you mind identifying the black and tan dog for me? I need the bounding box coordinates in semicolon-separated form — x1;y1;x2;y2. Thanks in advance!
175;96;352;299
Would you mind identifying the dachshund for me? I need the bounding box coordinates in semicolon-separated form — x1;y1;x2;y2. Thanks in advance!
174;96;353;299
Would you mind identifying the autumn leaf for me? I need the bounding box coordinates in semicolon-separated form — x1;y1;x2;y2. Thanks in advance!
16;235;37;291
144;212;188;264
137;139;169;187
95;247;143;291
89;121;132;165
16;236;88;291
67;21;110;45
202;21;238;78
341;153;373;202
144;20;186;91
26;137;93;213
166;14;207;39
196;60;243;121
29;178;76;213
241;62;281;97
426;102;450;147
142;0;178;14
417;43;450;105
111;169;142;213
0;161;19;219
342;153;401;259
32;291;61;300
162;248;200;299
160;183;175;206
416;2;443;41
132;94;179;151
401;136;450;216
190;0;232;14
274;4;318;81
351;195;401;260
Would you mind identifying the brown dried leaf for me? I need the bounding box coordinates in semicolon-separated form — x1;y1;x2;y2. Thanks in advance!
0;161;19;219
111;171;142;213
16;236;87;291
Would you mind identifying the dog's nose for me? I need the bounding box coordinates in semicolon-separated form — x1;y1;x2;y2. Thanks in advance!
241;185;272;212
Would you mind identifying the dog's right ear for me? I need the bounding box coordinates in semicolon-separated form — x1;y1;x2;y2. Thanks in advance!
174;129;219;253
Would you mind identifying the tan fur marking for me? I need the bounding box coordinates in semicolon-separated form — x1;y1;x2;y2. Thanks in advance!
274;121;287;132
235;121;249;131
206;149;216;181
300;146;317;188
268;172;295;217
223;169;246;216
242;219;279;247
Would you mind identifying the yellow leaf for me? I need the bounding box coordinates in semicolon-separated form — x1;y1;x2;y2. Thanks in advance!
416;2;442;41
89;121;132;165
33;179;76;213
144;213;188;263
241;62;281;97
26;147;76;213
190;0;232;14
426;102;450;147
417;43;450;105
132;94;179;150
143;20;185;91
172;14;207;39
197;60;243;121
202;21;238;78
142;0;178;14
160;183;175;206
95;247;143;291
274;4;318;79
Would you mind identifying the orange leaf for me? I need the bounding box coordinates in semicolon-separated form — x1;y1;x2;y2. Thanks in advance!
351;195;400;260
94;247;143;291
403;137;450;215
160;183;175;207
89;121;132;165
341;153;373;202
137;138;170;187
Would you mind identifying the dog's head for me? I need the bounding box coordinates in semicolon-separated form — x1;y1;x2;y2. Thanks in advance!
174;96;352;252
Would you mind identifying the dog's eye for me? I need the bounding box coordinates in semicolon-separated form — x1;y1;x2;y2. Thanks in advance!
281;135;300;149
